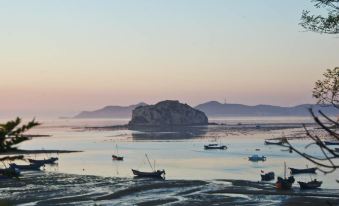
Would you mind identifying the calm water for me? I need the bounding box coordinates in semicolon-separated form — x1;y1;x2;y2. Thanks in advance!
8;117;339;189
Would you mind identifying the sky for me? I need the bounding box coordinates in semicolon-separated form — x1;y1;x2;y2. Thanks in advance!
0;0;338;118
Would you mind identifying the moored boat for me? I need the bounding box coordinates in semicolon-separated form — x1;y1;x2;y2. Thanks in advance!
131;169;165;178
264;139;284;145
112;144;124;161
261;171;275;181
276;176;295;190
112;155;123;161
298;179;322;190
276;162;295;190
204;144;227;150
248;155;266;162
9;163;44;171
0;167;21;179
289;167;317;174
324;141;339;145
335;148;339;152
28;157;58;165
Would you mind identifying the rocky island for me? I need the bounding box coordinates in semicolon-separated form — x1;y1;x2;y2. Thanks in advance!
128;100;208;127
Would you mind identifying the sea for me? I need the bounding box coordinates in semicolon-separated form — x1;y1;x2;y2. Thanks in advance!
10;116;338;190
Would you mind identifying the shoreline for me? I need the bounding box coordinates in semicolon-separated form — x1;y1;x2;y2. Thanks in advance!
0;149;82;155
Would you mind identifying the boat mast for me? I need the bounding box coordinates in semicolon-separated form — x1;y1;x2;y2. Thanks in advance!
284;161;286;179
145;154;154;171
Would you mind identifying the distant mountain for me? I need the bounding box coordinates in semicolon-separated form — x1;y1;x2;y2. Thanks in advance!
74;101;338;119
195;101;339;117
74;103;147;118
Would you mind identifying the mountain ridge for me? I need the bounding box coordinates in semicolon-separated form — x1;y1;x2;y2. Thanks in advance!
73;101;338;118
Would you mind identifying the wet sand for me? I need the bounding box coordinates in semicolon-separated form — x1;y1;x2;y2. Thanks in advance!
0;172;338;206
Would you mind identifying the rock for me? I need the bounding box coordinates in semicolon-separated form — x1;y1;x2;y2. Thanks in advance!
128;100;208;127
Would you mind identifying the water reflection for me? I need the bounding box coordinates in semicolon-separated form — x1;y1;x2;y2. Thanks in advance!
131;126;208;140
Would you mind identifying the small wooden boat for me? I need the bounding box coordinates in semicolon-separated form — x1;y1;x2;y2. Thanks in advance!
276;162;295;190
324;141;339;145
112;155;123;161
248;155;266;162
204;144;227;150
132;154;165;178
298;179;322;190
28;157;58;165
9;163;43;171
0;167;21;178
112;144;124;161
289;167;317;174
261;171;275;181
131;169;165;178
264;139;284;145
276;176;295;190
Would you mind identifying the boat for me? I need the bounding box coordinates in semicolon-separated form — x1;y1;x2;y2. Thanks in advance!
28;157;58;165
264;139;284;145
335;148;339;152
9;163;44;171
276;162;295;190
248;155;266;162
112;144;124;161
0;167;21;179
289;167;317;174
276;176;295;190
204;144;227;150
132;154;165;178
112;155;123;161
261;171;275;181
324;141;339;145
131;169;165;178
298;179;322;190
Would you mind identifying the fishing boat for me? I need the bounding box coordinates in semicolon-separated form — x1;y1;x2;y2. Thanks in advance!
28;157;58;165
204;144;227;150
298;179;322;190
132;169;165;178
276;162;295;190
276;176;295;190
248;155;266;162
261;171;275;181
112;144;124;161
289;167;317;174
132;154;165;178
0;167;21;179
264;139;284;145
324;141;339;145
9;163;44;171
112;155;123;161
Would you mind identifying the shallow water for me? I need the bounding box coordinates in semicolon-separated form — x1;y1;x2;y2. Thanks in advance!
7;117;338;190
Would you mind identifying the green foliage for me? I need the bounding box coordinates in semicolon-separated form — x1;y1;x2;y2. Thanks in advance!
0;118;40;152
313;67;339;108
300;0;339;34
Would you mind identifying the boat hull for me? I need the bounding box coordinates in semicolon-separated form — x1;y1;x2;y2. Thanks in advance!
28;157;58;165
112;155;124;161
324;141;339;145
131;169;165;178
204;145;227;150
289;167;317;174
298;181;322;189
261;172;275;181
9;163;43;171
264;140;283;145
276;176;295;190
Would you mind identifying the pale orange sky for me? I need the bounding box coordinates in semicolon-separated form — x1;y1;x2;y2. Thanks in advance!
0;0;338;118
